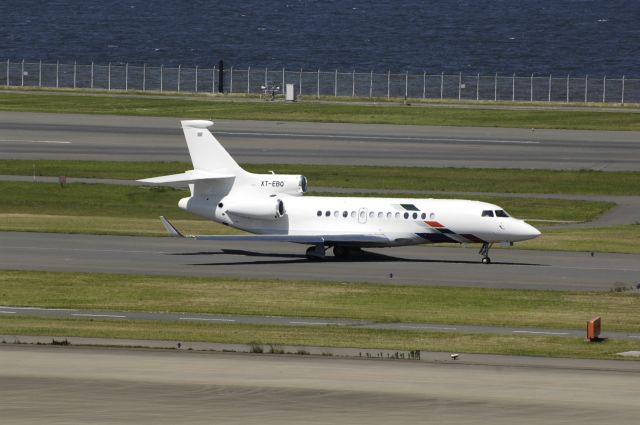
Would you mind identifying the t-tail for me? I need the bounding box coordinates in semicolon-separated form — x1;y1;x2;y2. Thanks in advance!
138;120;308;222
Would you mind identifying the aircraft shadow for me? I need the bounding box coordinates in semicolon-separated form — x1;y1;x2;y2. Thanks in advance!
173;249;544;267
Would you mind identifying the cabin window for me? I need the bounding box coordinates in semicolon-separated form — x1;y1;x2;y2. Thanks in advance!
325;211;330;217
369;211;375;218
412;212;418;219
334;211;339;218
482;210;494;217
395;212;400;219
386;212;392;219
317;210;322;217
378;212;383;219
343;211;348;218
421;213;426;219
403;212;409;219
495;210;510;217
350;211;356;218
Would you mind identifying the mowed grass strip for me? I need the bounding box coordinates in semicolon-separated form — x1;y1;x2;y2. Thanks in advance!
519;224;640;254
0;316;637;360
4;159;640;196
1;92;640;130
1;270;639;332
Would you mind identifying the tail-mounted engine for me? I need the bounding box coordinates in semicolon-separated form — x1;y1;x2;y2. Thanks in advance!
218;195;286;220
255;174;307;196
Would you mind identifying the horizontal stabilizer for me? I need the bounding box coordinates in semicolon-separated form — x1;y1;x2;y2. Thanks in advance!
138;170;234;185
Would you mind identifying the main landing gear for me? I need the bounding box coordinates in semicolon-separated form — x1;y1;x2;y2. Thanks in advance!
305;245;326;260
332;246;362;259
479;242;493;264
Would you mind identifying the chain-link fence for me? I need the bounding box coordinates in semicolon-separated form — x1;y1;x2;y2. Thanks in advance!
2;59;637;104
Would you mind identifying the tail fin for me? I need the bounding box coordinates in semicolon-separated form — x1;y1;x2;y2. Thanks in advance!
181;120;245;176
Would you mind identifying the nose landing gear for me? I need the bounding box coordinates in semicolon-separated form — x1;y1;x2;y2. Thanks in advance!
479;242;493;264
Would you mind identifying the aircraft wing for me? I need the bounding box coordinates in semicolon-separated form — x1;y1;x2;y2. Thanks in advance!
159;216;389;244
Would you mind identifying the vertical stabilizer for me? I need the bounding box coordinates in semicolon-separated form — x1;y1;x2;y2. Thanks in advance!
181;120;245;176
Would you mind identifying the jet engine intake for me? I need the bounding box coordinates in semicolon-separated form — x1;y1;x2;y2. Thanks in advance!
222;196;286;220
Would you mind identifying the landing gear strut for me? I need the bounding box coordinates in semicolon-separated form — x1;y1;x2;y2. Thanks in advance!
479;242;493;264
305;245;326;260
332;246;362;259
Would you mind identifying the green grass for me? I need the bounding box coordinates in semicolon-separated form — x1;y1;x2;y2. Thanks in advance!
0;316;637;360
2;270;639;332
2;92;640;130
519;224;640;254
4;159;640;196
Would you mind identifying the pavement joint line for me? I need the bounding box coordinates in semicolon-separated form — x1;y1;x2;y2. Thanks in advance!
0;311;16;314
179;317;236;322
71;313;126;318
29;140;72;144
289;321;334;325
397;325;458;330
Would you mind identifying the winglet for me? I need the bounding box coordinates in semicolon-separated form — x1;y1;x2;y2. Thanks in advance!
159;216;184;237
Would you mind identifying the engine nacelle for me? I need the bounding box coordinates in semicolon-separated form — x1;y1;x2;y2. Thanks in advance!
220;195;286;220
255;174;307;196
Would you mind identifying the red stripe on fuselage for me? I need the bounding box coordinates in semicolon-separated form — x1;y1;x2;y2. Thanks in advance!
425;220;444;228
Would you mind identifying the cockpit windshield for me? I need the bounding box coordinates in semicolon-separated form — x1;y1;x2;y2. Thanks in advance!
481;210;494;217
495;210;509;217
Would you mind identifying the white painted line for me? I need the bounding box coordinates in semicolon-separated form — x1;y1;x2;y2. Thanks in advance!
289;321;333;326
628;335;640;339
0;306;76;311
30;140;72;144
0;311;16;314
398;325;458;331
179;317;236;322
512;330;569;335
216;131;541;145
71;313;126;318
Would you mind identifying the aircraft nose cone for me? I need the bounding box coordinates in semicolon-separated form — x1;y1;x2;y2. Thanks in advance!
520;221;541;240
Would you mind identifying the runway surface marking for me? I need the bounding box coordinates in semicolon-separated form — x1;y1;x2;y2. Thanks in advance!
512;330;570;335
71;313;127;318
179;317;236;322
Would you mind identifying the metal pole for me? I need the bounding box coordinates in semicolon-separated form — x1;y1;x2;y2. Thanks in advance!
370;70;373;98
91;62;93;89
56;61;59;88
229;66;232;93
73;61;76;88
5;59;8;87
107;62;110;90
160;65;163;92
387;70;390;99
530;73;533;102
458;72;462;101
317;69;320;98
512;73;515;102
423;71;426;99
282;67;285;94
622;75;625;104
178;65;181;92
548;74;551;102
21;59;24;87
352;70;355;97
212;66;216;93
476;73;480;101
405;71;408;98
602;75;606;103
584;75;587;103
335;69;338;97
196;65;199;92
566;74;569;103
125;63;128;91
143;64;146;91
441;72;444;100
264;67;268;88
494;72;497;101
39;60;42;87
246;66;249;94
299;68;302;96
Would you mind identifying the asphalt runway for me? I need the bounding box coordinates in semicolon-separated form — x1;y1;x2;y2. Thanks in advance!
2;231;639;291
2;345;639;425
2;111;640;170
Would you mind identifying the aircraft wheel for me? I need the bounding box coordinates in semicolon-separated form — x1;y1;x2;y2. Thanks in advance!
481;256;491;264
306;246;324;260
333;246;350;259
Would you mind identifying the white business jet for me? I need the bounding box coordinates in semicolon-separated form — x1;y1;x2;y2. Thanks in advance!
139;120;540;263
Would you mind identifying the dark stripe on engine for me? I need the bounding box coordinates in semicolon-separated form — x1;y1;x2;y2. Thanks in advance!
416;232;457;243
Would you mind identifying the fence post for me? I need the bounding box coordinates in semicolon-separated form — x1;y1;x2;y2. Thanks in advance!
370;70;373;98
125;63;128;91
143;64;146;91
566;74;569;103
160;65;163;92
39;60;42;87
73;61;76;89
212;66;216;93
107;62;110;90
423;71;426;99
548;74;551;102
458;72;462;101
530;73;533;102
196;65;199;92
91;62;94;89
440;72;444;99
317;69;320;98
264;67;268;88
282;67;285;94
494;72;497;101
5;59;8;87
622;75;625;104
353;70;355;97
584;75;587;103
56;61;59;88
21;59;24;87
178;65;181;92
299;68;302;96
405;71;408;98
387;70;390;99
476;73;479;101
246;66;249;94
602;75;606;103
335;69;338;97
512;73;515;102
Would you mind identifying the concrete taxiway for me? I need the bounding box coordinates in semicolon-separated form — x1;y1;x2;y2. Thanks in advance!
2;231;639;291
2;111;640;170
1;345;639;425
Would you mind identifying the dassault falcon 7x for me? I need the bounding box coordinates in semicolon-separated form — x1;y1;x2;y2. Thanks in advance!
139;120;540;263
